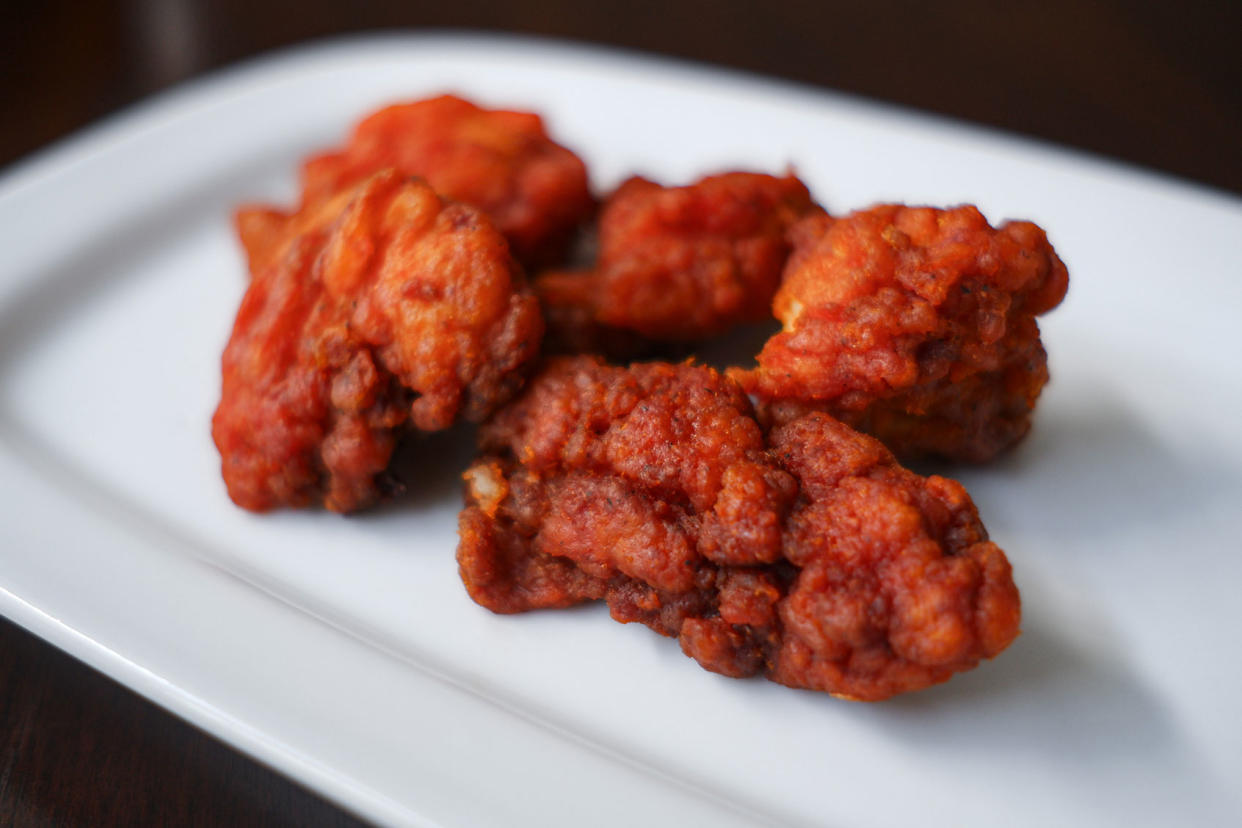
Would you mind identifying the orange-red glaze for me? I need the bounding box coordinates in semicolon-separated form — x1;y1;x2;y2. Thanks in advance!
458;357;1020;700
737;205;1068;462
293;94;594;269
213;171;542;512
537;172;816;352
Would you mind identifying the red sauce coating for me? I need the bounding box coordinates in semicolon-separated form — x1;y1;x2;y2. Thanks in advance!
537;172;816;352
213;171;543;512
294;94;595;269
458;356;1020;700
737;205;1069;462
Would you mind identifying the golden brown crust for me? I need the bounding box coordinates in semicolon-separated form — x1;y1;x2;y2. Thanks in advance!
457;357;1020;700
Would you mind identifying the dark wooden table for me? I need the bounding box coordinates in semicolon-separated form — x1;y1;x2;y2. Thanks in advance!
2;2;1239;825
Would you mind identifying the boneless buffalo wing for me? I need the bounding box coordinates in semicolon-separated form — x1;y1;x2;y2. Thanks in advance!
213;170;543;512
736;205;1069;462
537;172;816;354
235;95;594;274
457;357;1020;700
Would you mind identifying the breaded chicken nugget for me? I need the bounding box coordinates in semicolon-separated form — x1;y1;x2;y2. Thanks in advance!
537;172;816;354
458;357;1019;700
293;94;594;269
737;205;1068;462
236;96;593;275
213;170;543;512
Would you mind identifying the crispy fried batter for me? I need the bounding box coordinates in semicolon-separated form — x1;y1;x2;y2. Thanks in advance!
283;94;596;270
457;357;1019;700
735;205;1069;462
536;172;816;353
213;170;543;512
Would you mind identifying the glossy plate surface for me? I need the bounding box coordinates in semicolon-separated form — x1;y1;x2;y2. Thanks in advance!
2;33;1240;827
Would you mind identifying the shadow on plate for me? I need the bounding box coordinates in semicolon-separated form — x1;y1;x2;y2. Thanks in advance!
947;387;1239;543
852;602;1174;758
374;421;480;516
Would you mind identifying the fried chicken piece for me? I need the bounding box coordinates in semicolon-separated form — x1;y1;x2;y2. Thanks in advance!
273;94;594;270
213;170;543;513
457;357;1020;700
536;172;817;355
735;205;1069;463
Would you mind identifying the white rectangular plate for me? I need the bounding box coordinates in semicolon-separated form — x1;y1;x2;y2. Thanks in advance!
2;33;1240;827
